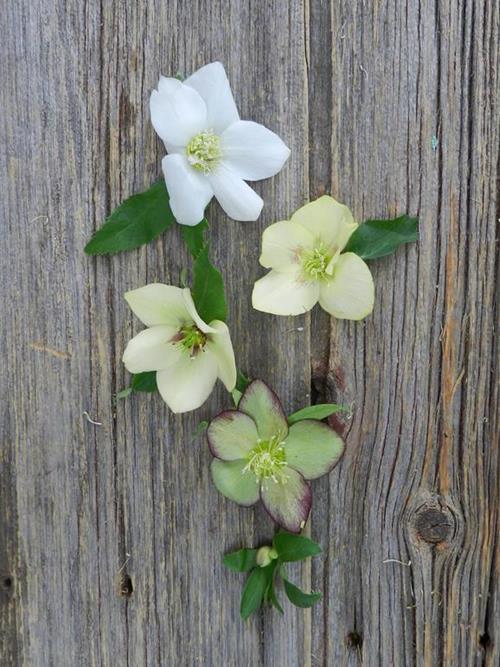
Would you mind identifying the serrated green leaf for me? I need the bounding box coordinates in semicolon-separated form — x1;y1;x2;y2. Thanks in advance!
240;567;268;620
191;246;227;323
85;180;174;255
223;548;258;572
282;577;322;608
131;371;157;392
287;403;346;425
344;214;418;260
273;533;322;562
180;219;209;258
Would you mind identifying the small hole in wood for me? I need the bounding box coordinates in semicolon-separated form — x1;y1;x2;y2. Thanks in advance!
479;632;491;650
346;631;363;649
119;574;133;598
0;576;13;591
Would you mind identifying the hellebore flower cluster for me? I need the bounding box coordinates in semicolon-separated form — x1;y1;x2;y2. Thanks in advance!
208;380;345;532
252;195;375;320
122;284;236;413
150;62;290;225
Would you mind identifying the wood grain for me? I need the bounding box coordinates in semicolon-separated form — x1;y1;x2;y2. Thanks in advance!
1;0;498;665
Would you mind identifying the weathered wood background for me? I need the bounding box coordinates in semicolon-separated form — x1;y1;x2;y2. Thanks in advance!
1;1;498;665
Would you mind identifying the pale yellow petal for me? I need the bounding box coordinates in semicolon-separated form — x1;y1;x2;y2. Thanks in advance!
291;195;358;251
318;252;374;320
259;220;314;271
252;269;319;316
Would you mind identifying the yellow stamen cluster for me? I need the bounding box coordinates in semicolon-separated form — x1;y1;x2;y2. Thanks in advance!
301;244;332;280
186;130;221;173
244;436;288;483
179;325;207;357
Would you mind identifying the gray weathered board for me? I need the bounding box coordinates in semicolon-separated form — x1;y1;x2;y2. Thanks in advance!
1;1;498;665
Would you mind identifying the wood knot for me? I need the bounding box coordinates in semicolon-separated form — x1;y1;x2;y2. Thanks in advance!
0;574;14;597
415;507;453;544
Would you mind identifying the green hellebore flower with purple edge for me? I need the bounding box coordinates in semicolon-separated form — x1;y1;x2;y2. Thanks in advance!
208;380;345;533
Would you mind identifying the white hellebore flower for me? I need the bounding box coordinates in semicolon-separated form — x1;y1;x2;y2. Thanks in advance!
122;284;237;413
150;61;290;226
252;196;375;320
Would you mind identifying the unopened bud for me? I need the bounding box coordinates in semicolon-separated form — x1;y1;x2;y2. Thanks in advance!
256;546;278;567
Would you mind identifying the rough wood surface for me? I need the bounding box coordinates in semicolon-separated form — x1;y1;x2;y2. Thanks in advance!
1;1;498;665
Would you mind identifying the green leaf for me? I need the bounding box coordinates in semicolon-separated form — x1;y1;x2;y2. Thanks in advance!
180;219;209;258
236;370;251;393
231;389;242;407
116;387;133;400
267;580;284;614
240;567;268;620
344;214;418;260
131;371;157;392
85;180;174;255
287;403;346;425
224;548;258;572
282;577;322;608
190;420;209;444
273;533;322;562
191;246;227;323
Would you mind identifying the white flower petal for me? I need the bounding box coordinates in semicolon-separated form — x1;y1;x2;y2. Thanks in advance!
122;325;181;373
259;220;314;271
156;350;218;413
181;289;216;334
184;62;239;134
207;164;263;221
150;78;207;147
252;269;319;316
220;120;290;181
124;284;191;327
291;195;358;251
319;252;374;320
206;320;237;391
162;154;214;226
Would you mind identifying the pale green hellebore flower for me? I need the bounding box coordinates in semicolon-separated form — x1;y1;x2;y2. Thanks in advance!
208;380;345;533
122;284;236;413
252;196;375;319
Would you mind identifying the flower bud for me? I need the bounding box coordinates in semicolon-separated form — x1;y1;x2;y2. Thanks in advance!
256;546;278;567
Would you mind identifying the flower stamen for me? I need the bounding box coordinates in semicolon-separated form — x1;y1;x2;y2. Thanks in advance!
176;325;207;358
243;436;288;483
301;243;333;280
186;130;221;174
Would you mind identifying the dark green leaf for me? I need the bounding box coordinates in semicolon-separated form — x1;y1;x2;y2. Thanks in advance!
240;567;268;620
282;578;322;608
236;370;251;393
85;180;174;255
232;389;242;407
190;420;209;444
287;403;346;425
131;371;157;393
180;219;209;258
191;246;227;323
267;581;284;614
343;214;419;260
273;533;322;562
223;548;258;572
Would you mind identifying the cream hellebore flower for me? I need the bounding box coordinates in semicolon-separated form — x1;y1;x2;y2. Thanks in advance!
150;62;290;225
122;284;236;413
208;380;345;533
252;196;375;319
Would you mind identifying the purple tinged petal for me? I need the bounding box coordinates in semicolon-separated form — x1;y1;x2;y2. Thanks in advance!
238;379;288;440
283;420;345;480
207;410;259;461
260;467;312;533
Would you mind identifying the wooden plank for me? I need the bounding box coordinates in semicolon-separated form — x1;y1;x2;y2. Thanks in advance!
1;0;498;665
308;0;500;665
1;0;310;665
